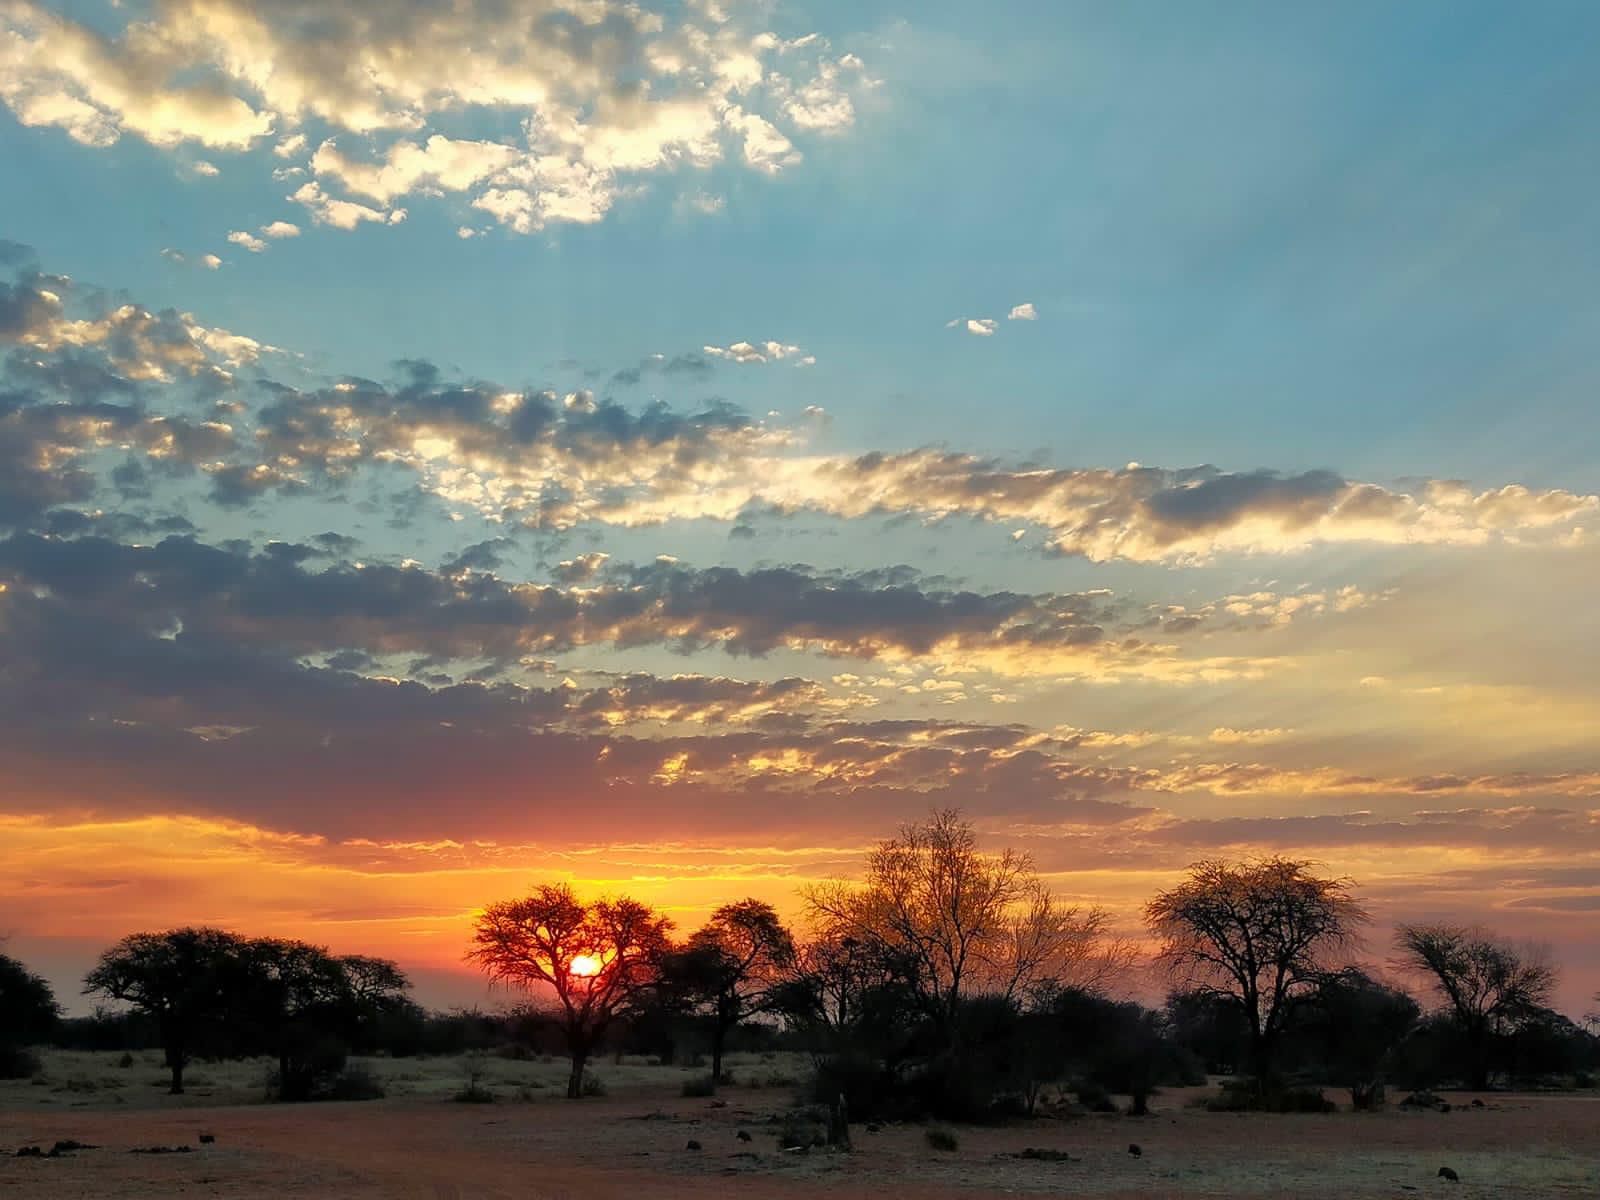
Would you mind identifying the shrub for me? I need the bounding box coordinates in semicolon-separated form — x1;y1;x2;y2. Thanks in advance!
1073;1080;1118;1113
116;1052;135;1070
323;1065;386;1101
454;1082;496;1103
776;1109;829;1150
1206;1079;1334;1113
0;1046;42;1080
274;1037;350;1102
1015;1147;1076;1162
681;1075;717;1098
925;1127;959;1153
580;1072;607;1097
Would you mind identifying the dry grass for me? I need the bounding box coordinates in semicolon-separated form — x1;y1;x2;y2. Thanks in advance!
1;1051;1596;1198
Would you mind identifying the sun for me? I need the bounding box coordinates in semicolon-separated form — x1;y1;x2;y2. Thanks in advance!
568;954;603;978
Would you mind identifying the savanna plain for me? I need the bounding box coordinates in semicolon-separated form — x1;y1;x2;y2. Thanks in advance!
3;1050;1596;1200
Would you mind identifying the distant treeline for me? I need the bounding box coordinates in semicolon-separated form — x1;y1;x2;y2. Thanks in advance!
4;810;1598;1118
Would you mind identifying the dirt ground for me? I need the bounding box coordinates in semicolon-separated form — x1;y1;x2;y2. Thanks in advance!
2;1052;1597;1199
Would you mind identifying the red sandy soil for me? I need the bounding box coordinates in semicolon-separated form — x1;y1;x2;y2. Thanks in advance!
3;1085;1598;1199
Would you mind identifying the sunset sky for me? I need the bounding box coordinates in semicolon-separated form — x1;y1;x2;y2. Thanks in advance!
2;0;1597;1015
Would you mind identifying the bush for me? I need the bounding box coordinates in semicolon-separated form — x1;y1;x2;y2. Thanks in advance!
454;1082;496;1103
1206;1079;1334;1113
322;1065;386;1101
925;1127;959;1153
776;1109;830;1150
0;1046;42;1080
681;1075;717;1098
116;1052;135;1070
580;1072;607;1097
271;1036;351;1102
1073;1080;1118;1113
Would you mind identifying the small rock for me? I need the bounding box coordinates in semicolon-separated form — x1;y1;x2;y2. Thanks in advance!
736;1130;752;1142
199;1133;216;1144
685;1139;702;1151
1438;1166;1460;1182
708;1099;728;1109
16;1146;43;1158
866;1122;882;1133
1128;1143;1143;1158
1470;1099;1484;1109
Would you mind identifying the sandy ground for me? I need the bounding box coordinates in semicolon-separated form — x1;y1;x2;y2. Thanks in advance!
2;1052;1597;1198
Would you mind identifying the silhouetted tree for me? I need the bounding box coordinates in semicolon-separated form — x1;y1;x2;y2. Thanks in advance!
0;950;59;1077
1295;968;1418;1105
670;899;795;1091
1165;989;1250;1075
1395;923;1557;1090
1146;858;1366;1082
246;939;411;1100
806;809;1130;1038
470;883;672;1098
83;928;255;1093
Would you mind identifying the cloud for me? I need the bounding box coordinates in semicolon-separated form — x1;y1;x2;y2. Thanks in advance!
679;190;726;216
1008;302;1037;321
0;0;873;236
947;317;998;337
290;182;405;230
4;250;1593;574
192;160;221;177
0;2;272;149
200;254;222;270
227;230;268;253
260;221;300;240
779;454;1598;563
703;340;813;365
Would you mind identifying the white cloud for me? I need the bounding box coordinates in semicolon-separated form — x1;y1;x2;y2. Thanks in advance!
1008;302;1037;321
0;1;272;149
724;107;802;175
200;254;223;270
290;182;404;230
192;160;221;177
0;0;873;237
227;230;268;253
947;317;997;336
704;340;812;365
312;135;519;206
260;221;300;239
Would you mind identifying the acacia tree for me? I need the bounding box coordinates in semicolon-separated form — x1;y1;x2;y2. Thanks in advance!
672;899;796;1091
84;928;255;1093
470;883;673;1098
805;809;1128;1037
1394;924;1557;1090
246;940;411;1100
1145;858;1367;1082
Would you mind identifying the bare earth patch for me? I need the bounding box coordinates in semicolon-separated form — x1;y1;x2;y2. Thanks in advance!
2;1053;1597;1198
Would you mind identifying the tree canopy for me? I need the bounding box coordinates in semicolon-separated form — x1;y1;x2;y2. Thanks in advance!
470;882;673;1097
1146;857;1367;1078
806;809;1130;1032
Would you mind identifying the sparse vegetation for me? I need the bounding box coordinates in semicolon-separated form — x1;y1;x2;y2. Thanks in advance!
925;1126;959;1152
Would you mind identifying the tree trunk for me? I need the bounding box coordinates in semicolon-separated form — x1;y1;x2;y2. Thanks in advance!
567;1049;588;1099
710;1024;726;1093
166;1048;185;1095
1468;1028;1491;1091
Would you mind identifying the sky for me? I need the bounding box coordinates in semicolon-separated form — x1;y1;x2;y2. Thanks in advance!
1;0;1597;1017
